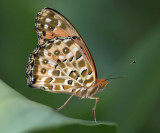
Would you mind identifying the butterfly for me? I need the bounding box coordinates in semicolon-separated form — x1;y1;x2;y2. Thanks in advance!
26;7;109;123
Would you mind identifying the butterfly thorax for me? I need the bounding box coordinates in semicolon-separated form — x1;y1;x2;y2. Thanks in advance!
76;79;109;99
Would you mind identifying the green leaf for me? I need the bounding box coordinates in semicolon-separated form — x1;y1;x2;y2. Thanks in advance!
0;80;118;133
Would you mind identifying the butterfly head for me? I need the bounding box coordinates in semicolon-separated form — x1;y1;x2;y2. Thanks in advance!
96;79;109;92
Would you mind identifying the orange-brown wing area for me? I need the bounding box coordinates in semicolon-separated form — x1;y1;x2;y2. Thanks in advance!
35;7;97;78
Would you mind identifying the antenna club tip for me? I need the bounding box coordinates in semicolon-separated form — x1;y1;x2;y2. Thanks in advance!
122;75;125;78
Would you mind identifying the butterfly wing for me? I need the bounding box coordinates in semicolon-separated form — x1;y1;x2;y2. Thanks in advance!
26;37;96;94
35;8;97;78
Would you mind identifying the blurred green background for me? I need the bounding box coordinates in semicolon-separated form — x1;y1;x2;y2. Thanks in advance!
1;0;160;133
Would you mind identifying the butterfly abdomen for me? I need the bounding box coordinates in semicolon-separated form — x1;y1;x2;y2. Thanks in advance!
75;86;99;99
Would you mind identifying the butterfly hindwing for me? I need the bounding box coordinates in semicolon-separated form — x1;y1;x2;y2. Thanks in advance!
26;37;96;93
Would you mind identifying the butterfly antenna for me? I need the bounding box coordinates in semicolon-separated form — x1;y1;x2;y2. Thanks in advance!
105;60;136;80
106;75;125;80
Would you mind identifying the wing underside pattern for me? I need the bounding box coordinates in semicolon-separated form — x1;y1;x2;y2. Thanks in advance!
35;8;97;77
26;37;96;94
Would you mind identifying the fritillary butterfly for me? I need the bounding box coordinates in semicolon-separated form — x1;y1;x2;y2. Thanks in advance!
26;7;109;123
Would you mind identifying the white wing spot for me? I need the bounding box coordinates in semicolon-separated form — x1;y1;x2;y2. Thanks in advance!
48;60;56;67
52;85;55;91
67;52;73;58
86;73;92;79
54;40;61;43
44;49;48;56
77;76;81;81
46;18;51;22
59;56;65;60
42;77;47;82
57;20;61;26
54;27;57;31
77;55;83;61
63;38;71;43
80;67;87;73
39;57;44;61
67;68;72;75
50;78;55;83
60;85;64;90
86;82;93;87
73;47;78;53
64;79;69;85
73;72;76;76
44;86;50;91
68;89;72;92
44;24;48;29
48;69;54;76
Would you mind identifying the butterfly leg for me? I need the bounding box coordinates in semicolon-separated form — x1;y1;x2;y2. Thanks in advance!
88;97;99;124
56;94;74;111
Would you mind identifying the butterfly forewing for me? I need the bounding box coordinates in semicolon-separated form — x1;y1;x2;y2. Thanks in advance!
35;8;97;77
